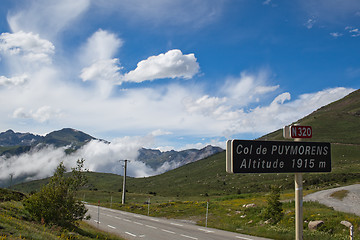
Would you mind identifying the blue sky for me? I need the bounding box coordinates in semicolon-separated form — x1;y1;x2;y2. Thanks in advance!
0;0;359;151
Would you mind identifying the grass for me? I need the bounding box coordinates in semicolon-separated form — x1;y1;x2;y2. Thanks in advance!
330;190;349;200
0;189;125;240
0;201;125;240
89;192;360;240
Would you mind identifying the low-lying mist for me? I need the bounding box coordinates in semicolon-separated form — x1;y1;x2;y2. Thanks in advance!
0;136;178;187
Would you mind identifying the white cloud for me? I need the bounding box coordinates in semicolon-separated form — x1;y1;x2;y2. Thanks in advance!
0;145;67;182
305;18;316;29
80;59;122;82
0;134;161;183
79;29;123;65
0;31;54;65
12;106;62;123
223;87;355;136
78;29;124;96
330;32;343;38
222;71;279;106
300;0;360;26
184;95;228;118
7;0;90;39
0;74;28;87
93;0;225;28
346;26;360;37
123;49;200;83
150;129;173;137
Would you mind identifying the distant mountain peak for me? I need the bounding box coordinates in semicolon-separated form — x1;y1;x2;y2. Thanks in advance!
0;129;42;147
137;145;223;171
0;127;97;153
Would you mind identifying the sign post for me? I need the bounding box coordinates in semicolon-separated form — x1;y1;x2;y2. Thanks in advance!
294;136;303;240
293;126;305;240
227;126;331;240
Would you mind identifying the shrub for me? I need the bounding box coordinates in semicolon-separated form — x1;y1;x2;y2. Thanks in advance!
262;185;283;224
23;159;89;228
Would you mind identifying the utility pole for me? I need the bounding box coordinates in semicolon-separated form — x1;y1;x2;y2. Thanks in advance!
9;173;14;189
119;160;129;204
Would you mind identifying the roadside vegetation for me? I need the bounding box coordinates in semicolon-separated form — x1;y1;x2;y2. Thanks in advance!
91;189;360;240
0;160;125;240
0;200;123;240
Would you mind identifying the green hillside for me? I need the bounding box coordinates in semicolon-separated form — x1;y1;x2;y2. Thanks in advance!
260;89;360;144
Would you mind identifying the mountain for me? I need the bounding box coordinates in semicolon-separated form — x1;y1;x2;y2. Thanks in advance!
0;130;42;147
0;128;96;156
42;128;96;148
0;127;223;187
138;145;223;170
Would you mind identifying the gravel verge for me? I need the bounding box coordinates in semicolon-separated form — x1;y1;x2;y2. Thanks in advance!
304;184;360;216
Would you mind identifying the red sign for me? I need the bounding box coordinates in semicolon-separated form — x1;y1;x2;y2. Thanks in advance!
290;126;312;138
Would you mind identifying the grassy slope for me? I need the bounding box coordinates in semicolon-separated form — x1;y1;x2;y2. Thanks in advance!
260;89;360;144
0;188;124;240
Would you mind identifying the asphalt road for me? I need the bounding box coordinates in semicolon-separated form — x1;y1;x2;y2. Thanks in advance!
304;184;360;216
85;204;271;240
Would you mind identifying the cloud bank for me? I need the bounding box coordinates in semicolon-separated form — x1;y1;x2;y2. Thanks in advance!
0;135;166;184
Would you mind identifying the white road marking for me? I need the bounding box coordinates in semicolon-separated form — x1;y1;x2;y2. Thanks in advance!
145;225;157;229
170;222;183;226
150;218;160;222
93;220;100;224
134;221;144;226
114;216;122;220
198;228;214;233
125;232;137;237
236;236;253;240
107;225;116;229
161;229;176;234
180;234;198;240
123;219;131;222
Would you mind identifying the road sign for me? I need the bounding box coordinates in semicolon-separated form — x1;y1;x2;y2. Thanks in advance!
227;140;331;173
290;125;312;138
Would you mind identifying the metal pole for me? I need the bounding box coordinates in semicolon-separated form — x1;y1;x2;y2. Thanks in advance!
97;200;100;226
148;198;150;216
121;160;128;204
205;200;209;227
295;173;303;240
350;225;354;240
294;131;303;240
110;195;113;208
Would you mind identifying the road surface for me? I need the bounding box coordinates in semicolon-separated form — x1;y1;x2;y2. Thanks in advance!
86;204;271;240
304;184;360;216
